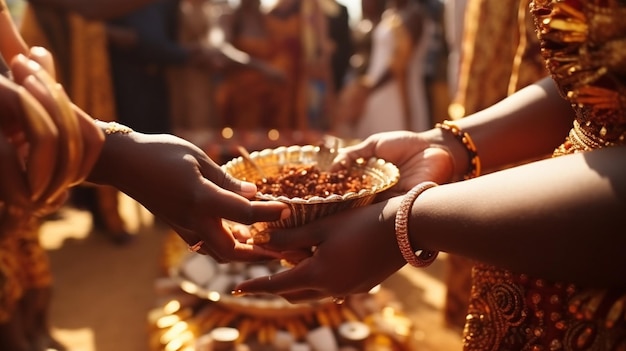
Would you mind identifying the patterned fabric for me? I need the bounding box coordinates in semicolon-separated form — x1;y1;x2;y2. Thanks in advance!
0;217;51;323
450;0;548;119
463;1;626;349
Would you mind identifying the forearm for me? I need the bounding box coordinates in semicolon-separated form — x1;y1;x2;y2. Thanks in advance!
85;121;136;188
424;77;574;178
405;145;626;287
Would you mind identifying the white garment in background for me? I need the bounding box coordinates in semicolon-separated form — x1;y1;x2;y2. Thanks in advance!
444;0;468;98
355;11;434;139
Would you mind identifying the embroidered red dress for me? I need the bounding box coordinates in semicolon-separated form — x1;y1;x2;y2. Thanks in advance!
463;0;626;350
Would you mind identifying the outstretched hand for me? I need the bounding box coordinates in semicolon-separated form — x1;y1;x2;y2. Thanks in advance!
232;196;407;303
86;131;291;263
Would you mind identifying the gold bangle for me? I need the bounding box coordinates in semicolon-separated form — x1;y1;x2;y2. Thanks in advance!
394;181;439;268
96;121;134;135
435;120;481;180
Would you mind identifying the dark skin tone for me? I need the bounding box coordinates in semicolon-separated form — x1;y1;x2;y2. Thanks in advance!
234;78;626;303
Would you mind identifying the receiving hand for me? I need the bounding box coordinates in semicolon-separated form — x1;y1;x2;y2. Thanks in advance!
333;131;454;198
232;196;407;303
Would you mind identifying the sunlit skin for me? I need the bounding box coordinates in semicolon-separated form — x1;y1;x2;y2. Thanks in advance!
233;77;626;303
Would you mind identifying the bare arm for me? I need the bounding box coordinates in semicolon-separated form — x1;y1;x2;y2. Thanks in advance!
423;77;575;178
406;145;626;287
229;76;625;301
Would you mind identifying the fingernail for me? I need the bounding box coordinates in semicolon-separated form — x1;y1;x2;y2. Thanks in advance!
240;181;256;194
280;208;291;220
231;289;247;297
15;53;28;62
30;46;47;57
26;59;41;71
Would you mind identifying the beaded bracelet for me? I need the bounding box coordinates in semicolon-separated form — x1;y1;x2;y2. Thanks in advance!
394;181;439;268
435;120;481;180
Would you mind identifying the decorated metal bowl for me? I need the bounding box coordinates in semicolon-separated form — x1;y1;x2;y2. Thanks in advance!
222;144;400;229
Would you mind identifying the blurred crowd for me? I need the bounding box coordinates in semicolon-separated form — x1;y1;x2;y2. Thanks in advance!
19;0;448;139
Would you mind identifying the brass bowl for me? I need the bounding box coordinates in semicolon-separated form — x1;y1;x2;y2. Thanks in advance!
222;144;400;228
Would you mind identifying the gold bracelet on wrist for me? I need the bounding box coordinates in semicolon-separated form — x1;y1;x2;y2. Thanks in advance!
96;120;134;135
394;181;439;268
435;120;481;180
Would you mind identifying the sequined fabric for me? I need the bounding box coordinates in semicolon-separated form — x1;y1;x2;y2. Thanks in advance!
534;0;626;154
463;1;626;350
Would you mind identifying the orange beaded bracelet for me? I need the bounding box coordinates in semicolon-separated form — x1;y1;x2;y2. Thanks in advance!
394;181;439;268
436;120;481;180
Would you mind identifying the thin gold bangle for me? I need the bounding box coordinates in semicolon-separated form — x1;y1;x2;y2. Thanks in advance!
95;120;134;135
395;181;439;268
435;120;481;180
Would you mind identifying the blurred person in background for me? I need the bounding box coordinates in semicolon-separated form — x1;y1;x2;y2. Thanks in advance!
106;0;201;135
333;0;435;139
168;0;216;132
265;0;335;132
213;0;288;131
325;0;353;101
344;0;387;83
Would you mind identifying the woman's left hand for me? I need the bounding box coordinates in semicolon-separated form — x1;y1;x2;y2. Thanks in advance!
232;196;406;303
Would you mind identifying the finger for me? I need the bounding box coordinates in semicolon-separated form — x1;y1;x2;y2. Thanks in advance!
12;56;83;201
29;62;84;186
0;130;30;208
27;46;56;79
255;223;323;251
203;156;260;198
200;171;291;225
17;76;60;201
278;289;330;305
171;219;283;264
0;74;57;201
232;259;315;297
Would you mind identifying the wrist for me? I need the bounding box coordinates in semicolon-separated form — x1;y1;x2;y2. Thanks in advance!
86;121;135;186
426;120;480;181
394;181;439;268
